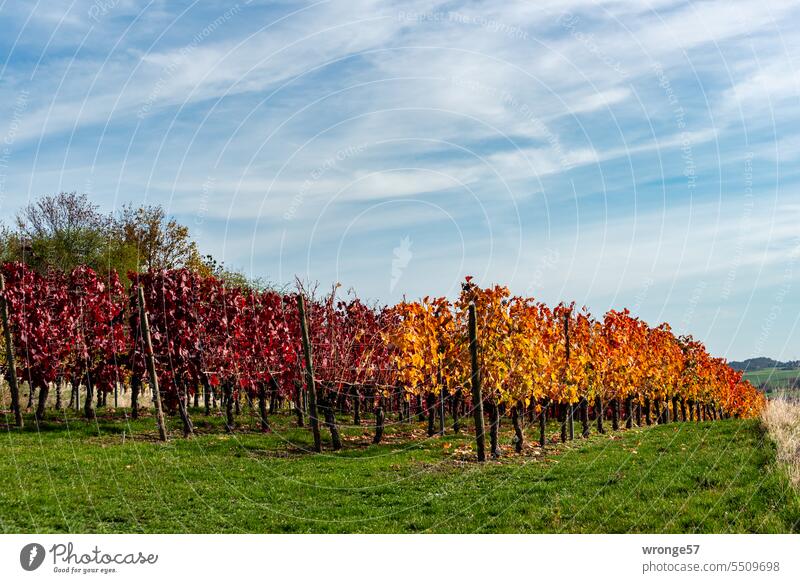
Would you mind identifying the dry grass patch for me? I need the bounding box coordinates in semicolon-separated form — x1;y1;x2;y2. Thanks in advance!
762;397;800;486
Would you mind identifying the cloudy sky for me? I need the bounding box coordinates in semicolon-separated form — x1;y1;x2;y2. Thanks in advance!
0;0;798;361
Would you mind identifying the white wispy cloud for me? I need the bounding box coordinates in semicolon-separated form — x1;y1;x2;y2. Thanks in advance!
2;0;800;359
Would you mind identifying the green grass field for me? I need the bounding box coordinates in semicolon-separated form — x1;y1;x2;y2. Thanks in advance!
1;409;798;533
743;367;800;386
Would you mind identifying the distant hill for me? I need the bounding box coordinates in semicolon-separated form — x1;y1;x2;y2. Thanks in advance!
730;357;800;372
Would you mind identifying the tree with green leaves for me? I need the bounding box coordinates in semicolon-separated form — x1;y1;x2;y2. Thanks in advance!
116;204;201;272
4;192;138;277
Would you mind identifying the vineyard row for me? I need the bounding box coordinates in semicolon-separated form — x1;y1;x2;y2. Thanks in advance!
0;264;763;460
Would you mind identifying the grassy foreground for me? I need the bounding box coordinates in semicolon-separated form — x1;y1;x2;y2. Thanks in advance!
1;409;798;533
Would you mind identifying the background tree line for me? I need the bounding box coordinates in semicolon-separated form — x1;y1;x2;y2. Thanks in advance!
0;191;260;289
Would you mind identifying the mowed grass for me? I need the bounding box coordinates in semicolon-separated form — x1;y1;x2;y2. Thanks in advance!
1;407;798;533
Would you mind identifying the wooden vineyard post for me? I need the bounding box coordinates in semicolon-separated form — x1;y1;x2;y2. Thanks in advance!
435;304;446;436
468;302;486;462
297;294;322;453
138;285;168;442
564;310;574;440
438;384;446;436
539;397;548;448
0;273;23;428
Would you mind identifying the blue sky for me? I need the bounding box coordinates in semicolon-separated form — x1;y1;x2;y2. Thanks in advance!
0;0;798;361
